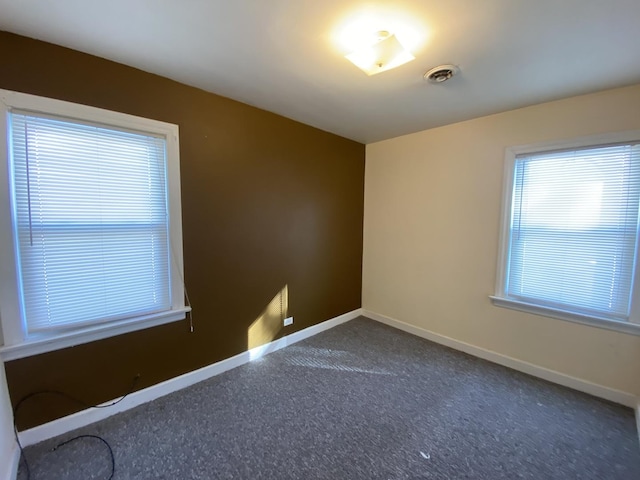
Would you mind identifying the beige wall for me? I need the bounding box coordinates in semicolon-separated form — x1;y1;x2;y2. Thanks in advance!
364;84;640;397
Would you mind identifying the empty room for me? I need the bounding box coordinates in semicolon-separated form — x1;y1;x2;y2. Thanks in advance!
1;1;640;479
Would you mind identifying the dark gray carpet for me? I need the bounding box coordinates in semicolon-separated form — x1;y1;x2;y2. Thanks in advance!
18;317;640;479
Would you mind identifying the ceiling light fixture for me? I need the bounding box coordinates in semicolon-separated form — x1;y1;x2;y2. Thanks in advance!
345;30;415;76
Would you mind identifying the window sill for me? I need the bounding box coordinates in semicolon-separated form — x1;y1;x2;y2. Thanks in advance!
0;307;191;361
489;296;640;336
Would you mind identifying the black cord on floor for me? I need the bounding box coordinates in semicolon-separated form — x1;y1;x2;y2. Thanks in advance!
14;422;30;480
13;374;140;480
53;435;115;480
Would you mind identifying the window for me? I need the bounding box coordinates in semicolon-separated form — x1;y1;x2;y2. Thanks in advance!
492;132;640;335
0;90;188;360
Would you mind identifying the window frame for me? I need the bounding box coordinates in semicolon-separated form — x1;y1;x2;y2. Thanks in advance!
491;130;640;336
0;89;189;360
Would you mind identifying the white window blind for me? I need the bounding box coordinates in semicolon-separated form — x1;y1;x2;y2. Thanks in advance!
506;142;640;321
10;111;172;334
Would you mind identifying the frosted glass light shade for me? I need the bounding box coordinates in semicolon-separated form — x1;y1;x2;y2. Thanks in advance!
345;33;415;76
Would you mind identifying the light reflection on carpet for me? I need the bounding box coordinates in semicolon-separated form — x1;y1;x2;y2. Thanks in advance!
284;346;393;375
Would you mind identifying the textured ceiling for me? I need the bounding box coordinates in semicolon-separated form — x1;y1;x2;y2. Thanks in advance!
1;0;639;143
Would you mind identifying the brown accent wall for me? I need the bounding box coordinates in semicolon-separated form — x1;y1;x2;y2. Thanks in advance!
0;32;364;430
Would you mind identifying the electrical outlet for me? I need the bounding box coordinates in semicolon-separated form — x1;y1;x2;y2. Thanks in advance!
283;316;294;327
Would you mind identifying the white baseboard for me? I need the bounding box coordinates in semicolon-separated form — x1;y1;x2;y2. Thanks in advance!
18;308;362;448
363;309;638;408
636;404;640;448
1;443;19;480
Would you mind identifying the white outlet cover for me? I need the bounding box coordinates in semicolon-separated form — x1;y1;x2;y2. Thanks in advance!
283;317;294;326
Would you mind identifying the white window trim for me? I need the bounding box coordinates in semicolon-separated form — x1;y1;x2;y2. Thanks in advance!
491;130;640;337
0;89;189;360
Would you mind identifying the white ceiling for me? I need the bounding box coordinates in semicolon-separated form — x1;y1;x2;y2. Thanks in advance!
1;0;639;144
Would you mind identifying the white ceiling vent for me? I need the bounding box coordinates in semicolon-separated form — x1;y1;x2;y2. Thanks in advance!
424;65;460;84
